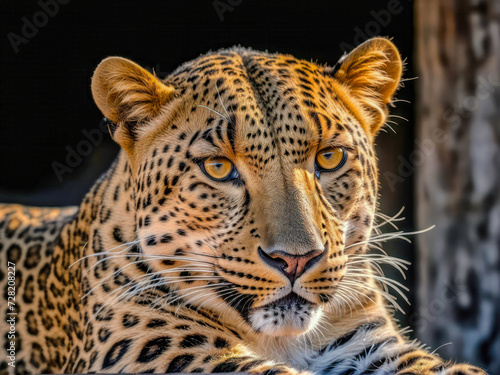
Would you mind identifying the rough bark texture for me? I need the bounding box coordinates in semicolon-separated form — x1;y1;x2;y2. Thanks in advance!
415;0;500;373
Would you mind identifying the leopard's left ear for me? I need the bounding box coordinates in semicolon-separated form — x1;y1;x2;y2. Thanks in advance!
332;37;402;135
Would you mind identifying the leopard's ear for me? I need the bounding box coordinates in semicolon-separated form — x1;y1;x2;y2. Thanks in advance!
333;37;402;135
91;57;175;151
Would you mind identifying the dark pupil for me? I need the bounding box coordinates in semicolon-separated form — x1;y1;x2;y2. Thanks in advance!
323;152;333;160
213;163;223;170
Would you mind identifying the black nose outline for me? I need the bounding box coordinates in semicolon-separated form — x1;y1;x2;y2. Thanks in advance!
258;247;325;283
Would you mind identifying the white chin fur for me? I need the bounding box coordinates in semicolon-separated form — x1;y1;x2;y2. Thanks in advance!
249;298;323;336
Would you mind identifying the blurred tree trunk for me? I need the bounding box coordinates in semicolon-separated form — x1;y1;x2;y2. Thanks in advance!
415;0;500;372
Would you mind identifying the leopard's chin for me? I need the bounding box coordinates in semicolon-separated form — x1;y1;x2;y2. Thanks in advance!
248;293;323;336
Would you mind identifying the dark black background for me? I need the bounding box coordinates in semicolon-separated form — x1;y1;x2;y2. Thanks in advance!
0;0;415;325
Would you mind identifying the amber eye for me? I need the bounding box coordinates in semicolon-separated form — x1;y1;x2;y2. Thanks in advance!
315;147;347;172
201;157;237;181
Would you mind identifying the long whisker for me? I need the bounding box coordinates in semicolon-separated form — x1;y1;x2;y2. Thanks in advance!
346;272;410;304
160;283;230;308
196;105;230;123
374;207;405;230
82;265;214;300
215;82;233;125
347;254;410;278
346;225;435;251
87;254;216;272
69;239;142;268
340;277;405;313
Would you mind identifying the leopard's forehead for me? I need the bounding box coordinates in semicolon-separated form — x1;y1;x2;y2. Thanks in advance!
162;49;368;173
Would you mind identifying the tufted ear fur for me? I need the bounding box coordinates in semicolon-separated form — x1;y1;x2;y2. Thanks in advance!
333;37;402;135
91;57;176;152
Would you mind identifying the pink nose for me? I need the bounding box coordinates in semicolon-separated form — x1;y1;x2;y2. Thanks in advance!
259;248;324;282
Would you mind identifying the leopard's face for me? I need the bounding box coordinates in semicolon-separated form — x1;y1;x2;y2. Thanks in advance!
91;40;401;336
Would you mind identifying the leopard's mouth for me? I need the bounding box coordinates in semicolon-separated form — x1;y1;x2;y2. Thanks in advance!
248;292;323;336
260;292;316;309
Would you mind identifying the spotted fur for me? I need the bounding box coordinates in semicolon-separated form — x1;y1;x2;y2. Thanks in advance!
0;38;487;374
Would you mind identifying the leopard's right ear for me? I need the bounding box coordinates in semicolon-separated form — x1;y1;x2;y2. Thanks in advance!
91;57;175;151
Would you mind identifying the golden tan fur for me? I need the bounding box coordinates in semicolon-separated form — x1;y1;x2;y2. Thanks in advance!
0;38;486;375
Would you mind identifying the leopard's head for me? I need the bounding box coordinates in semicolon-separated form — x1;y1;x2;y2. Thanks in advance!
91;37;402;337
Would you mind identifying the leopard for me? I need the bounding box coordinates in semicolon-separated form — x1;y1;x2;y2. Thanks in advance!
0;37;488;375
